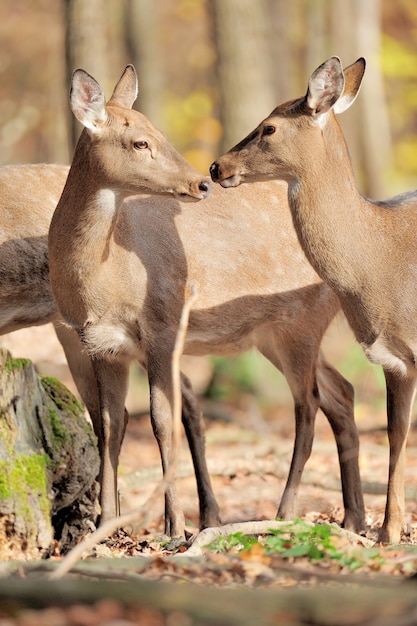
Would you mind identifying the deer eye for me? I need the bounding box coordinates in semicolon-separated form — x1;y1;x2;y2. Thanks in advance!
263;125;276;136
134;141;148;150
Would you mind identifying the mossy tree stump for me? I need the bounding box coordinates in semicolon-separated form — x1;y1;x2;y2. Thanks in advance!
0;348;99;560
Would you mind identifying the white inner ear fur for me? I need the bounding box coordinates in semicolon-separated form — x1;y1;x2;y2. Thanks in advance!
333;93;355;115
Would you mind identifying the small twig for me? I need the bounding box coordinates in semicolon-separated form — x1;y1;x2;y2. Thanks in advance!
49;287;198;580
171;285;198;473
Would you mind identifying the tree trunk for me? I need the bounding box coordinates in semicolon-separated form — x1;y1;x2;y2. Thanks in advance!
354;0;393;198
211;0;277;152
126;1;165;128
64;0;110;150
0;349;99;560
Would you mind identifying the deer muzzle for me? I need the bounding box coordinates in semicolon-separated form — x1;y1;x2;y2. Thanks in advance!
175;177;212;202
209;161;242;188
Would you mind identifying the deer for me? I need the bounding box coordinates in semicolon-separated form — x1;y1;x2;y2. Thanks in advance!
209;55;417;544
47;63;365;539
0;162;222;535
0;163;98;417
0;160;361;540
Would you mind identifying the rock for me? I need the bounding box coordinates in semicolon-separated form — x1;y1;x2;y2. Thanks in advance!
0;348;100;560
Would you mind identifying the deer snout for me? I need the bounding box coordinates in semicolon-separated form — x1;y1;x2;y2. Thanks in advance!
210;160;241;188
209;161;221;182
176;177;212;202
198;178;212;198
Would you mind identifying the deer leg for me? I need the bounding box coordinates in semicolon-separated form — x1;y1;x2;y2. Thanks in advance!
257;340;320;522
53;322;101;431
259;338;363;531
148;360;185;538
379;370;415;544
277;384;319;521
180;372;221;529
91;356;130;524
315;350;365;533
53;323;129;471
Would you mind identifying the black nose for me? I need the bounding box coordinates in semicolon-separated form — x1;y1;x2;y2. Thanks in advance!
198;180;212;197
209;162;220;181
199;180;210;193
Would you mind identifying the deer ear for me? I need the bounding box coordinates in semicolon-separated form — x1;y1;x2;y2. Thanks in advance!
306;56;345;116
108;65;138;109
333;57;366;114
70;69;107;131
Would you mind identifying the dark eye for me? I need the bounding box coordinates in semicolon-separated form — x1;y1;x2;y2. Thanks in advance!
263;125;275;136
134;141;148;150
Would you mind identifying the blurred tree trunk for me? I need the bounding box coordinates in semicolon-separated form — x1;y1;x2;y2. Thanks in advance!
331;0;392;197
64;0;110;150
330;0;363;186
126;1;165;128
211;0;277;152
305;0;327;72
354;0;393;198
267;0;294;100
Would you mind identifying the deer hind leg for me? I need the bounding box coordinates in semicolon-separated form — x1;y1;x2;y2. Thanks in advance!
181;372;221;529
379;369;416;544
257;338;320;522
148;356;185;538
259;335;363;531
315;350;365;533
90;356;130;525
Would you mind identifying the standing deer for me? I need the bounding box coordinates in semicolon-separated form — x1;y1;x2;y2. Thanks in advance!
210;56;417;543
0;163;219;533
48;64;365;539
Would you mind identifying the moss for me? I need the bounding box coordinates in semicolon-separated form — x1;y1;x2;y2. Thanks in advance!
0;413;13;449
40;376;85;417
4;357;31;373
46;406;69;447
39;376;96;460
0;453;51;522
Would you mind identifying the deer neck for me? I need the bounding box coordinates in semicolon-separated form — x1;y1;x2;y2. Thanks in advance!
49;134;125;325
287;121;368;297
52;135;123;265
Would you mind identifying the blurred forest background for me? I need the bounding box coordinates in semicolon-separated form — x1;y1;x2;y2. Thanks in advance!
1;0;417;427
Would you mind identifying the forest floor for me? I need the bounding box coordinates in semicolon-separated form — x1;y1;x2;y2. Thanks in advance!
2;323;417;624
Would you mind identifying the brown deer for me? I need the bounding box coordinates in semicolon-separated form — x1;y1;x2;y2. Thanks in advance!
48;64;365;538
0;163;100;421
0;161;361;539
0;163;221;534
210;56;417;543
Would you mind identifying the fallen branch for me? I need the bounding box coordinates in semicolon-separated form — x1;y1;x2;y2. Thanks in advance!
182;519;374;556
49;287;198;580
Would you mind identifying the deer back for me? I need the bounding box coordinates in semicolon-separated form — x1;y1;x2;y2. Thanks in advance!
0;164;69;332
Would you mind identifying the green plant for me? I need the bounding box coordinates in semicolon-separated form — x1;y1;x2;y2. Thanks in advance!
207;531;259;553
206;521;384;572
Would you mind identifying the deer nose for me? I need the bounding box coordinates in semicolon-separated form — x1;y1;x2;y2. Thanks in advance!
209;162;220;182
199;179;211;197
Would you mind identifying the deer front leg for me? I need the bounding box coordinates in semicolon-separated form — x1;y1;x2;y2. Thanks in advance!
379;369;415;544
91;356;130;524
181;372;221;529
53;322;101;430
